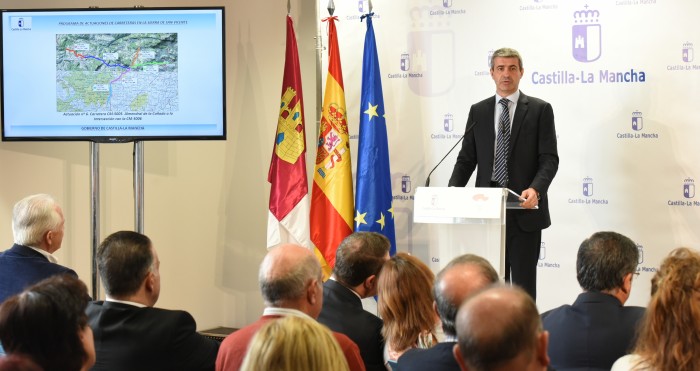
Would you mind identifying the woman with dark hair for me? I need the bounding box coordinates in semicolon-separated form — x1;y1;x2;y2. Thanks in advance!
377;252;441;367
612;247;700;371
0;274;95;371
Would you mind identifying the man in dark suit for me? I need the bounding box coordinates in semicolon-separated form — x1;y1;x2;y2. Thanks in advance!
0;194;77;304
448;47;559;299
542;231;645;370
318;232;390;371
87;231;219;371
397;254;499;371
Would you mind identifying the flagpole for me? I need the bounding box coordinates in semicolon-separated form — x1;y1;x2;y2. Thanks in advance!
287;0;291;16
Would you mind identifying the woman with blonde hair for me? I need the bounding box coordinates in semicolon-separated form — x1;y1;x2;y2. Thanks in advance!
612;247;700;371
377;252;440;366
240;316;349;371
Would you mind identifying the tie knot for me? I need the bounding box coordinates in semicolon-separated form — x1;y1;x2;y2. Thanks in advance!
499;98;509;108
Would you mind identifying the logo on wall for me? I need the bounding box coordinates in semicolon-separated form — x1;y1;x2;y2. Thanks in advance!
402;176;412;194
683;42;694;63
358;0;368;13
684;178;695;199
583;177;594;197
443;0;453;8
539;241;546;260
11;17;32;29
637;245;644;264
444;113;454;132
400;53;410;71
632;111;643;131
572;5;602;63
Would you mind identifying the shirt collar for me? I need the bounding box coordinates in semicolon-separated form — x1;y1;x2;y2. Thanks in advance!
262;307;314;320
25;245;58;264
105;297;148;308
495;90;520;105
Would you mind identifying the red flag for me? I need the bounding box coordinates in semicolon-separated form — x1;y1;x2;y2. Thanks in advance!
267;16;311;249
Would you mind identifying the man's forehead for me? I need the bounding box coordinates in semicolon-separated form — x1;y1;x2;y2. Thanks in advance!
493;57;520;68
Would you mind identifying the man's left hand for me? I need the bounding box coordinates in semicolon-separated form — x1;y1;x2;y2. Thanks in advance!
520;188;539;209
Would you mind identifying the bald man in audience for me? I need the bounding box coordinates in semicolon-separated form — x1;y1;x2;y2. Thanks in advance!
453;285;550;371
215;244;365;371
397;254;499;371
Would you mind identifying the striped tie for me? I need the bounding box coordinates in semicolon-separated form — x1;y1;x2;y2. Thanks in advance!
494;98;510;187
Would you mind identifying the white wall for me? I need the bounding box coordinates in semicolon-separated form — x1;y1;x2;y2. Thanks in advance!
0;0;319;329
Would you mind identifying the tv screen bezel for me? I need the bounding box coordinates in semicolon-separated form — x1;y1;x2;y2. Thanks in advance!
0;6;226;143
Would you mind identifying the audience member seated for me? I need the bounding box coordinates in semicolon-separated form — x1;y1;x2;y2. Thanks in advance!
542;231;645;370
240;315;350;371
378;252;441;366
318;232;390;371
0;194;77;304
453;285;550;371
0;354;42;371
87;231;219;371
397;254;499;371
0;275;94;371
215;244;365;371
612;247;700;371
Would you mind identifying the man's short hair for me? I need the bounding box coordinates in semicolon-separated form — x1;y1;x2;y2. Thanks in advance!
434;254;499;336
259;251;320;306
456;285;542;371
12;194;62;247
490;47;523;70
577;231;639;292
96;231;153;297
333;232;390;286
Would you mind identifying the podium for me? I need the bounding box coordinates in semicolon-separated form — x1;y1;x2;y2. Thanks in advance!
413;187;517;278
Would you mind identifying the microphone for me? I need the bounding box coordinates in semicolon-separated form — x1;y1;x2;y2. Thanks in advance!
424;120;478;187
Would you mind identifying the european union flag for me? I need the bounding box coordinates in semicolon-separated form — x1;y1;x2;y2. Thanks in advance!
354;14;396;255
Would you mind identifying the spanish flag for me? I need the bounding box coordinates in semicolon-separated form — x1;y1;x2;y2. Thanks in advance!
310;16;354;277
267;15;311;250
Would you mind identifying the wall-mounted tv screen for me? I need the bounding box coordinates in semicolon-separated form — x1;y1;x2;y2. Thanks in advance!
1;7;225;142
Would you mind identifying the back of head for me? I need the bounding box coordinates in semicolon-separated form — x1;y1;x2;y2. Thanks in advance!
240;315;349;371
0;274;91;371
454;285;547;371
577;231;639;292
434;254;499;337
258;244;322;308
378;252;436;351
12;194;62;247
333;232;390;286
633;247;700;371
96;231;153;298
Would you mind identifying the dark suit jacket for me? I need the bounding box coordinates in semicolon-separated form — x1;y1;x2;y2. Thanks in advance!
0;244;78;303
87;301;219;371
318;280;385;371
396;342;459;371
541;292;645;371
448;92;559;232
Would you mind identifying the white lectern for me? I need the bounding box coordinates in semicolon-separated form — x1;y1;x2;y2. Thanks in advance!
413;187;512;278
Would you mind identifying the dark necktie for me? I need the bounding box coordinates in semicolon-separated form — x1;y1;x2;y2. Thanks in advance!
494;98;511;187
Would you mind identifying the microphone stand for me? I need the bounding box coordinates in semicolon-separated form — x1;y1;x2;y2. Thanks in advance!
424;120;478;187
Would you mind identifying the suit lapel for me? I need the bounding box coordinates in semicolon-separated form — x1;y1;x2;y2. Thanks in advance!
510;92;529;158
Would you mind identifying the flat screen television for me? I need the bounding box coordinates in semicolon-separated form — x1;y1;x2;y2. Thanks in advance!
0;7;225;142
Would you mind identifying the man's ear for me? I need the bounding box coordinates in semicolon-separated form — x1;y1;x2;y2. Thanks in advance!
622;273;633;295
144;271;155;292
307;279;320;305
364;274;377;290
453;344;469;371
536;330;550;367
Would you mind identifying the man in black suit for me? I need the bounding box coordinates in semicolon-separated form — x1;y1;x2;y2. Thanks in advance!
449;47;559;299
0;194;77;304
318;232;390;371
542;231;645;370
87;231;219;371
397;254;499;371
